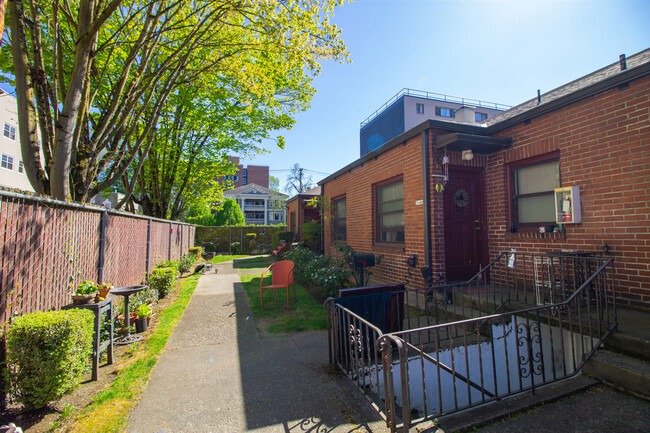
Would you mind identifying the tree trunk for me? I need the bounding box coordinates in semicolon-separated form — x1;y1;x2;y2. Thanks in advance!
9;0;48;194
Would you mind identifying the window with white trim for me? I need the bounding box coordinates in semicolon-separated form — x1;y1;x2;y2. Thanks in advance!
1;154;14;170
4;123;16;140
332;196;346;241
375;177;404;243
509;156;560;229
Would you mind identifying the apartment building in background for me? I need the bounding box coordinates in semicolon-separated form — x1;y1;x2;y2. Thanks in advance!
359;89;510;157
0;89;34;192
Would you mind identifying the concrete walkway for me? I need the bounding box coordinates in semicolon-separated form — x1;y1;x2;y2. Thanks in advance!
127;261;390;433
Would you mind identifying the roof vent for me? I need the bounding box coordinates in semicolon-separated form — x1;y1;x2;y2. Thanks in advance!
619;54;627;71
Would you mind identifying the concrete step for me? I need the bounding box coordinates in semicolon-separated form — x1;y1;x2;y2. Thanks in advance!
583;350;650;400
432;375;599;433
605;332;650;362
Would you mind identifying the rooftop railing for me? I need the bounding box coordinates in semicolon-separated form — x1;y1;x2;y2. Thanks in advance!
360;88;513;128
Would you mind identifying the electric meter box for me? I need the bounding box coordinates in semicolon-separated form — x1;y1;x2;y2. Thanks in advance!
554;186;581;224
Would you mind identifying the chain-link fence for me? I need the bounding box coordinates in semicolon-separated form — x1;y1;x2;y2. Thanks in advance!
0;190;195;329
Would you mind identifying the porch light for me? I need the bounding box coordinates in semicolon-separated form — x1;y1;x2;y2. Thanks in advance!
462;149;474;161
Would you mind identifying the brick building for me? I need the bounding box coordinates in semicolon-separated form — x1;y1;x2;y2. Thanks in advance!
286;186;321;241
220;156;269;188
319;49;650;309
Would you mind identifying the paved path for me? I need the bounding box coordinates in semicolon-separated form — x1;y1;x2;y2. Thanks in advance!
127;261;390;433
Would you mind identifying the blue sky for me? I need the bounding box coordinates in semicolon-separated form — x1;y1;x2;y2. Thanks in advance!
3;0;648;192
240;0;650;189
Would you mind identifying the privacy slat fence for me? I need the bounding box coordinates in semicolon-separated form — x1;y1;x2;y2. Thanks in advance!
0;190;195;329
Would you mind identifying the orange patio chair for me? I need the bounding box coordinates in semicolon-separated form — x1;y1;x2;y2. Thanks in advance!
260;260;296;310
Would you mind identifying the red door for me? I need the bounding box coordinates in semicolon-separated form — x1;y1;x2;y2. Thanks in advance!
443;166;487;282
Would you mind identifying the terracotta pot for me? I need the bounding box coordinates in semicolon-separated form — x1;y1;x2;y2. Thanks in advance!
72;294;94;305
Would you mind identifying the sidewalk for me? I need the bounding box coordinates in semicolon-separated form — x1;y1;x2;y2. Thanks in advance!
127;261;390;433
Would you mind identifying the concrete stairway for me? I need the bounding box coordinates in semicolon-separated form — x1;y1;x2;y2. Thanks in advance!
583;306;650;400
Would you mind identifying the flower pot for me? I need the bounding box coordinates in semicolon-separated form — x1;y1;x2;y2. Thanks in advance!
72;294;94;305
135;317;148;333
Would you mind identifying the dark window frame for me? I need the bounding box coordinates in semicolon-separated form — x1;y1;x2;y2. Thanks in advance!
435;106;455;118
416;103;424;114
374;176;405;245
475;112;488;122
332;195;346;242
508;153;560;230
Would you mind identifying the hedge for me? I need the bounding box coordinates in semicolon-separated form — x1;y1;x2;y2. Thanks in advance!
5;309;94;409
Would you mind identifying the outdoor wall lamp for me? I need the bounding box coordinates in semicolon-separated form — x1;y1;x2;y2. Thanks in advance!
462;149;474;161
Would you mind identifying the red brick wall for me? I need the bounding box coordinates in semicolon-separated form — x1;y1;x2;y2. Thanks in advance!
323;74;650;308
286;198;300;240
323;134;428;288
486;75;650;308
246;165;269;188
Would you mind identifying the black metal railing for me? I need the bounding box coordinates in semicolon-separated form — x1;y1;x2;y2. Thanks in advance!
326;252;616;432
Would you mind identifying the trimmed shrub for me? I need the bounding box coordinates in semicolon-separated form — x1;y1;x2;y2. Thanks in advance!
178;254;195;274
149;267;177;298
5;309;94;409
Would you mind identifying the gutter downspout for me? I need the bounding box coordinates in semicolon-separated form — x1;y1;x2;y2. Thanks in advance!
320;186;325;255
421;130;432;270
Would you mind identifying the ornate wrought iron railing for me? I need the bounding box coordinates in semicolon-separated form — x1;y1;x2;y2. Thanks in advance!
326;253;616;432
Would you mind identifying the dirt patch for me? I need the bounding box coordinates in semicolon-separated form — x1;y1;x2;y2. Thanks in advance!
0;276;185;433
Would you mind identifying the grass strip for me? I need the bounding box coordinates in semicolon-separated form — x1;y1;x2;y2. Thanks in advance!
240;272;327;333
62;274;201;433
210;254;248;264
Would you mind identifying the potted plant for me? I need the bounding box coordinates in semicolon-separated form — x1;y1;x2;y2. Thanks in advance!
97;282;113;300
134;304;152;333
72;280;97;304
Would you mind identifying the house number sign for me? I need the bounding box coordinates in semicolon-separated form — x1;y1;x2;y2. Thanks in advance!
453;189;469;208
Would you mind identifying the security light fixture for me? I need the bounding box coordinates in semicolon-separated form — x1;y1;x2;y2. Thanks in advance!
462;149;474;161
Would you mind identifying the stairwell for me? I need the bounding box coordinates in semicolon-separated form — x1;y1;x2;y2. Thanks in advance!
583;306;650;400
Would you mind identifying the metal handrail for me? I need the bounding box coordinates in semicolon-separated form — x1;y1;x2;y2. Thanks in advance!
328;254;616;433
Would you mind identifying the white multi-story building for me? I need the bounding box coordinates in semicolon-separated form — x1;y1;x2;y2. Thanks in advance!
0;89;34;192
224;183;287;225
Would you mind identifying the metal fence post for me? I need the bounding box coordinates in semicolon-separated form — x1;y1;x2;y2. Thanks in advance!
168;222;172;260
146;218;152;275
98;210;107;283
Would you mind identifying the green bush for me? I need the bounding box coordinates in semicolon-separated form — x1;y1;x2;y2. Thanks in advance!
272;231;295;249
188;246;202;256
155;260;178;271
178;254;195;274
5;309;94;409
302;220;321;252
130;286;159;312
149;267;177;298
283;246;352;298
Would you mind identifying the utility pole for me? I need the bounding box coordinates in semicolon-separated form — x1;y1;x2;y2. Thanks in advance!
298;168;304;193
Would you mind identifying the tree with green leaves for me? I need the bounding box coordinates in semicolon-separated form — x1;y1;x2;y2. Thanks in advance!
2;0;349;203
215;198;245;226
269;176;280;192
185;203;217;227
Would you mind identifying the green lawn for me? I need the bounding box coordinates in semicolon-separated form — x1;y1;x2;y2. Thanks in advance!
240;271;327;333
210;254;249;263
